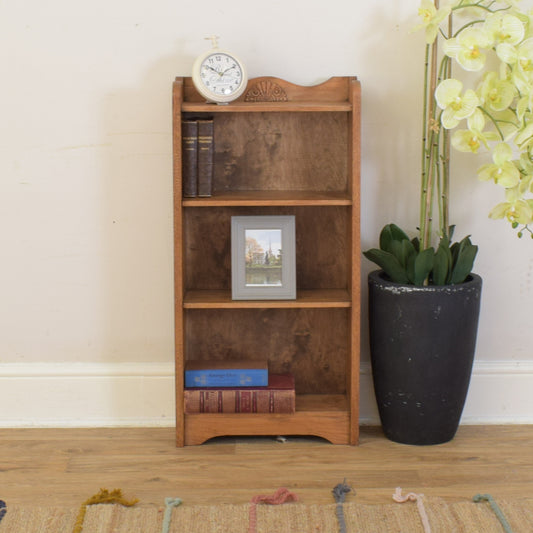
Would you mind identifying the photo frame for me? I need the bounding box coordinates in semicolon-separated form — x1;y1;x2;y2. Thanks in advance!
231;215;296;300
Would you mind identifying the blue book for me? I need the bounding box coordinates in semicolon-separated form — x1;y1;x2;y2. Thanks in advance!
185;360;268;388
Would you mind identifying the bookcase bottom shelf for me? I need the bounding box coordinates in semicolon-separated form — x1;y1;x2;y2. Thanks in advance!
181;394;356;446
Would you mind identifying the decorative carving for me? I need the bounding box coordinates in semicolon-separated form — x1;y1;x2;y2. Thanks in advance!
245;80;288;102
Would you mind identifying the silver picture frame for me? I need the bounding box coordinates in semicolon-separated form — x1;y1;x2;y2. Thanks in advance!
231;215;296;300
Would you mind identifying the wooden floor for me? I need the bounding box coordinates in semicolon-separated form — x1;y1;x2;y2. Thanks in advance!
1;426;532;508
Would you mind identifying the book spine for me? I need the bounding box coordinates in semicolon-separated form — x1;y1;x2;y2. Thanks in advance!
197;119;214;197
184;388;295;414
181;120;198;197
184;369;268;388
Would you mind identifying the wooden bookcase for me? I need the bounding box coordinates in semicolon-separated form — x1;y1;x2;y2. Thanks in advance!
173;76;361;446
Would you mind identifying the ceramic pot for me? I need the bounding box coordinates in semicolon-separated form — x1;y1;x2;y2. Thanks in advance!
368;270;482;445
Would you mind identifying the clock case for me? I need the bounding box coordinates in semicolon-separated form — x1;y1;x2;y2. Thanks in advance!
191;48;248;104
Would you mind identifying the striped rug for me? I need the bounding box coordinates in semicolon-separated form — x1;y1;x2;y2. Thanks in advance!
0;495;531;532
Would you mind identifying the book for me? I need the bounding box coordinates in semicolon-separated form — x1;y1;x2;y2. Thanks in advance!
197;119;214;197
184;373;295;414
185;359;268;388
181;119;198;197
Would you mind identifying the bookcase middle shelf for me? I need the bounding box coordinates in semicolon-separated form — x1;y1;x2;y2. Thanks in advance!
183;289;352;309
181;190;353;207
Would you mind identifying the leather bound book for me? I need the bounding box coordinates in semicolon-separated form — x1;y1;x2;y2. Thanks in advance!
197;118;214;197
184;373;296;414
181;119;198;197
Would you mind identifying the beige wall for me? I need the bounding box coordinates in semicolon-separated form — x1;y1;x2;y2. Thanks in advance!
0;0;531;425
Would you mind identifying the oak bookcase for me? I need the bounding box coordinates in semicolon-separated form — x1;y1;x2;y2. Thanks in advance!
173;76;361;446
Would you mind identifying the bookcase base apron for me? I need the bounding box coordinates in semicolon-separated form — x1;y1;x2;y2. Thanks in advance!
183;395;351;445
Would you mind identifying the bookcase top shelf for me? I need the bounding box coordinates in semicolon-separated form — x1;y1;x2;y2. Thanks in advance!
176;75;360;112
181;101;352;113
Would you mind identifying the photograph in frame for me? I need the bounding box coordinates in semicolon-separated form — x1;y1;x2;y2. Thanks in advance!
231;215;296;300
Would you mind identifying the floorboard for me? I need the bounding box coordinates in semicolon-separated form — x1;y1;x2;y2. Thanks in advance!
1;426;532;507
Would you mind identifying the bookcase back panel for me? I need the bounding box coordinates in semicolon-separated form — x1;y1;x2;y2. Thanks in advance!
185;308;349;394
183;206;349;291
204;112;349;193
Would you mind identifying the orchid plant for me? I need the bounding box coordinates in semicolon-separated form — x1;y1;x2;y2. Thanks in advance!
417;0;533;242
364;0;533;286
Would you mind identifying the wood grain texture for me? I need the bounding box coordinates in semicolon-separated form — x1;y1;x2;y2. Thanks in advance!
206;112;348;194
183;289;351;308
182;190;352;206
0;426;531;507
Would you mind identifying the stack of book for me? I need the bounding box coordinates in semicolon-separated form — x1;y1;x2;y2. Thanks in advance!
184;359;295;414
181;118;214;198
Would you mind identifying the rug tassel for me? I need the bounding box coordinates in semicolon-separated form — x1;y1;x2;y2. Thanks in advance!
161;497;182;533
473;494;514;533
248;488;298;533
393;487;431;533
72;488;139;533
332;479;353;533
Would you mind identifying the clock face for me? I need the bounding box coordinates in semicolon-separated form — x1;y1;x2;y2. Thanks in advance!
199;53;245;98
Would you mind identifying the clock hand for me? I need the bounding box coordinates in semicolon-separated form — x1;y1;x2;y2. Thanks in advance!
205;65;222;75
221;66;237;75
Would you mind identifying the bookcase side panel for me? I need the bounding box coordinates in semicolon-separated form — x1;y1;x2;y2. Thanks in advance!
348;78;362;444
173;78;185;446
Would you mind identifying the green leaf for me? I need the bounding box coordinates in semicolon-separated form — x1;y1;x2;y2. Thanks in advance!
432;245;449;285
447;225;456;241
406;249;416;285
449;237;478;284
413;247;434;286
389;223;411;242
441;236;454;284
390;240;406;267
379;225;394;253
362;249;410;284
379;223;410;253
450;241;460;264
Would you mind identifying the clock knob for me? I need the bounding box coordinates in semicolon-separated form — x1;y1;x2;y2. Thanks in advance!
205;35;220;49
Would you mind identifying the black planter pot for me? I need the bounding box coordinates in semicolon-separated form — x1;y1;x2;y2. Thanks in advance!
368;270;482;445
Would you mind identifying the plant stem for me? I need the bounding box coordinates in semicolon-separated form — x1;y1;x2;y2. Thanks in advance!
420;44;431;243
421;17;439;250
441;12;452;237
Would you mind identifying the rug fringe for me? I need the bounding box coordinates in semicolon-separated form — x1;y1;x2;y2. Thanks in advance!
248;488;298;533
473;494;514;533
393;487;431;533
161;497;182;533
72;488;138;533
332;479;353;533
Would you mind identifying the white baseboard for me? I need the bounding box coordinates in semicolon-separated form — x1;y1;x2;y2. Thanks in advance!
359;361;533;425
0;361;532;427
